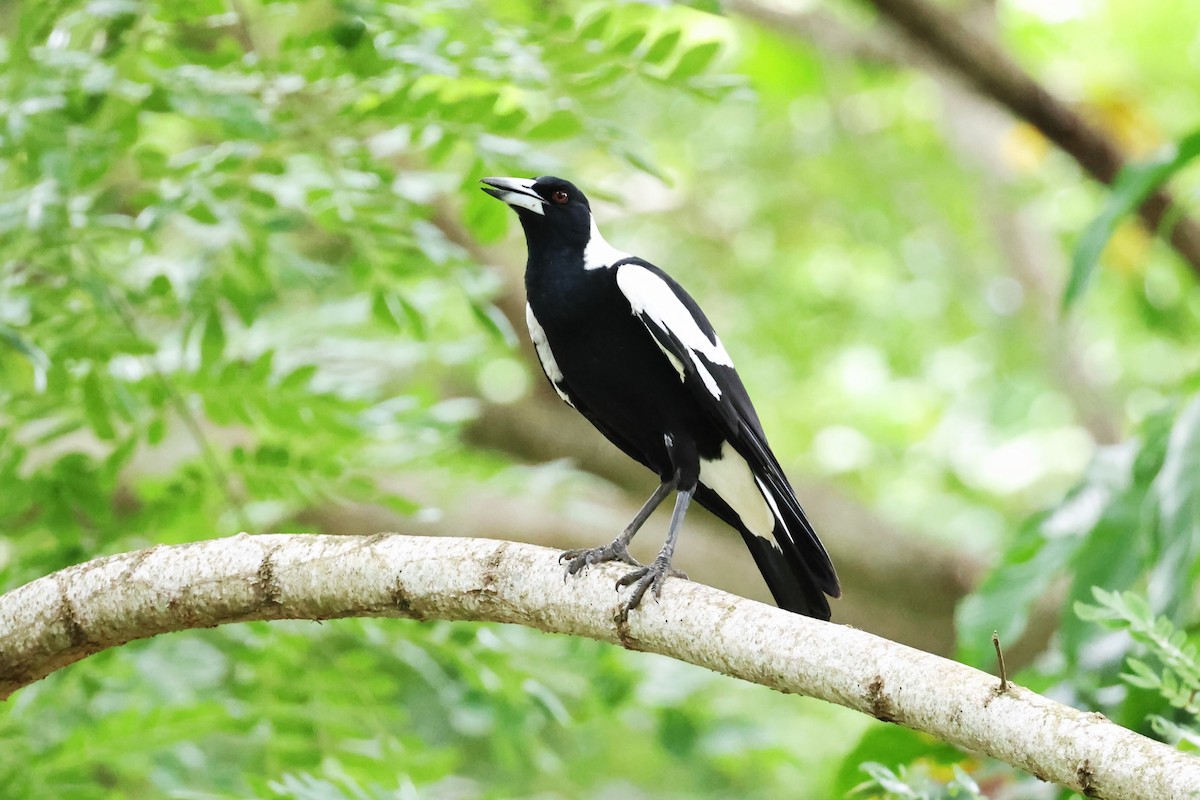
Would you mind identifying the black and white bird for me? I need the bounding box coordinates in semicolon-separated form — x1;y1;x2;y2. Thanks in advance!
481;175;840;620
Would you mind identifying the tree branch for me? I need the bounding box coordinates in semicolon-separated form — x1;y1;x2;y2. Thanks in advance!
2;534;1197;799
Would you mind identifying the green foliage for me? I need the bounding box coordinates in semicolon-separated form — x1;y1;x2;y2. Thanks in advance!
957;395;1200;672
849;762;983;800
3;0;1200;796
1077;589;1200;747
0;618;858;798
0;0;740;591
1065;129;1200;308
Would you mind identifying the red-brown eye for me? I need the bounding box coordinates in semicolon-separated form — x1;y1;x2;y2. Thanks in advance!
552;190;569;204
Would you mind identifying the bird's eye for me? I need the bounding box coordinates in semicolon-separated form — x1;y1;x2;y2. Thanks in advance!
551;190;569;205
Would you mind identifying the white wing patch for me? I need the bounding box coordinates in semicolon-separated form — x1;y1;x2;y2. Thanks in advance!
616;263;733;399
755;477;788;536
700;442;775;540
690;359;722;399
583;214;632;270
525;303;574;407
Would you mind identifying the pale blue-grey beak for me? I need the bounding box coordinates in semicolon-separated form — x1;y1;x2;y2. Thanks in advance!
480;176;546;216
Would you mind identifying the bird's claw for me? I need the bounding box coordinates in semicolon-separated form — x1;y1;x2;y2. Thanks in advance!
614;556;686;611
559;541;642;579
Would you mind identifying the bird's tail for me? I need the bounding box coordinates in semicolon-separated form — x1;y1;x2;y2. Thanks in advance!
694;480;838;621
722;431;841;619
737;527;833;620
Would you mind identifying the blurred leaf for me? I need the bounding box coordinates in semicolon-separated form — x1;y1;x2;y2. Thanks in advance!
395;295;427;340
371;288;404;331
330;17;367;50
670;41;721;80
643;30;681;65
469;301;516;347
1064;129;1200;308
578;9;610;40
836;726;965;797
526;109;584;140
186;199;221;225
0;323;49;391
81;370;116;441
1148;394;1200;617
617;146;670;182
199;308;226;371
612;28;646;55
280;364;318;391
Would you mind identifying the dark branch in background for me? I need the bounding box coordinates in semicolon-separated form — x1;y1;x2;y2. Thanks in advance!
728;0;1200;277
852;0;1200;278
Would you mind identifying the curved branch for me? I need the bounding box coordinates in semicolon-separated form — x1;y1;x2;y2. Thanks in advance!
2;534;1197;798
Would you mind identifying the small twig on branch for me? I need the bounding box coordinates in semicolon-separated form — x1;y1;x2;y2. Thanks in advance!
993;631;1008;692
1;534;1198;799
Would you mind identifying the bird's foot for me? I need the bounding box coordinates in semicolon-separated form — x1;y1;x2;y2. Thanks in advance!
615;556;687;612
559;541;642;577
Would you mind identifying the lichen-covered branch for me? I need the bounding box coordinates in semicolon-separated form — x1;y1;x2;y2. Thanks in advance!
1;534;1197;799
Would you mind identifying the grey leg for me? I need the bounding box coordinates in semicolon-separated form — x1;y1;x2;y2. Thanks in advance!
560;479;675;576
615;485;694;612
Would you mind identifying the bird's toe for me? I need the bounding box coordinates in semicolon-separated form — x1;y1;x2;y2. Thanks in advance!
559;541;642;578
614;565;649;590
615;556;677;611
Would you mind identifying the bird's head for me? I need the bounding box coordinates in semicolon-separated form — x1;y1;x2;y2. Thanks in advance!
480;175;594;250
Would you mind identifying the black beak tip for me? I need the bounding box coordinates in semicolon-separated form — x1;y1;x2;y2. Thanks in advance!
479;178;504;200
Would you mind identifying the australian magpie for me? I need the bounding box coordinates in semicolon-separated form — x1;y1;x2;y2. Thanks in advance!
480;175;840;620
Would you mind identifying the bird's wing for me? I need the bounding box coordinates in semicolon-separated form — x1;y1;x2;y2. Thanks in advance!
615;260;839;601
525;303;576;408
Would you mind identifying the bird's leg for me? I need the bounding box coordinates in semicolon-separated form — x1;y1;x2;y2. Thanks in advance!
560;479;675;576
616;485;694;612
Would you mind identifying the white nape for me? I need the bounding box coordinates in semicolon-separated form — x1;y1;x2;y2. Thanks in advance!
583;214;632;270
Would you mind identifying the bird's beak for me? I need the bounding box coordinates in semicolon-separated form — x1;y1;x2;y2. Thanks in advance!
480;177;546;216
